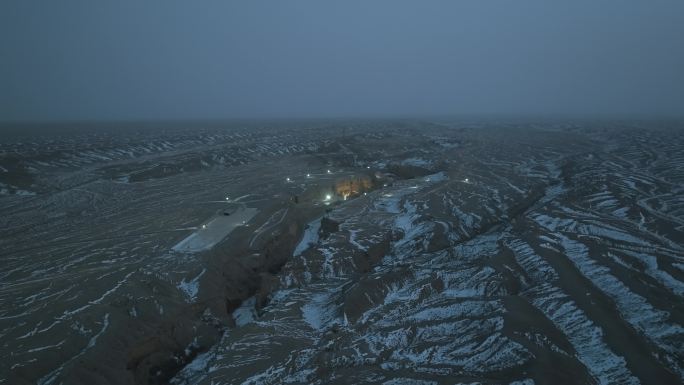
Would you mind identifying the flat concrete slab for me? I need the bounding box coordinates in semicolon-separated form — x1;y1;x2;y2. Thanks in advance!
173;206;258;253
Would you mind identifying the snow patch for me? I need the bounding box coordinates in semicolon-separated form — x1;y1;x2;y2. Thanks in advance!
177;269;206;302
293;218;321;256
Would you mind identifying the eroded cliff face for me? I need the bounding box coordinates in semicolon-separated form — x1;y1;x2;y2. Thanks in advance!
125;204;323;385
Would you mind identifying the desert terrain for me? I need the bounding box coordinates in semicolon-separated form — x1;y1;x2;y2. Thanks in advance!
1;120;682;385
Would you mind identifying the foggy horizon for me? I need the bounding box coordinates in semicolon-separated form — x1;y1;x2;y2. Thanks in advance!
2;1;683;122
3;111;684;126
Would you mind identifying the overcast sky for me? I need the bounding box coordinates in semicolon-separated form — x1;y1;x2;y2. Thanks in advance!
1;1;683;121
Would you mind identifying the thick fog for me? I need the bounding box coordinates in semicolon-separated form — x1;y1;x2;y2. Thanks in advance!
1;0;683;121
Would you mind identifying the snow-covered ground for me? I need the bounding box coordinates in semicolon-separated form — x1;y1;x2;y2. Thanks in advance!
172;124;684;385
3;122;683;385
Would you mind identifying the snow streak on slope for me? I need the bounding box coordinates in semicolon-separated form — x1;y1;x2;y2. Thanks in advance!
506;239;640;385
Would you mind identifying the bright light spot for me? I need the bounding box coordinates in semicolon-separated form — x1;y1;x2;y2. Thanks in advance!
325;194;332;201
383;183;387;187
363;192;367;196
327;169;332;174
201;224;207;229
464;178;469;183
425;178;431;182
306;173;311;178
286;177;291;182
366;166;370;169
225;197;230;201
